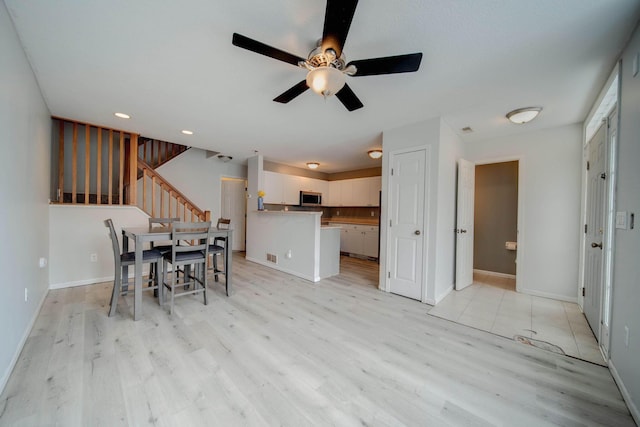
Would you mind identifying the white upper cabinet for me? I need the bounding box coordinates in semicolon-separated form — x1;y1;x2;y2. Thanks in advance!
264;171;381;207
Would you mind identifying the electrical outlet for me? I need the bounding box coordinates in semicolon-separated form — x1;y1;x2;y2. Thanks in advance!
371;211;375;217
90;253;98;262
39;257;47;268
624;325;629;347
24;288;28;302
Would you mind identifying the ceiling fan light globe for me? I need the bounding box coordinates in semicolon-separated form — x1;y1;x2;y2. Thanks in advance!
306;66;346;97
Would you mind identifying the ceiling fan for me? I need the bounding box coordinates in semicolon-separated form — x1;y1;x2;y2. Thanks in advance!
232;0;423;111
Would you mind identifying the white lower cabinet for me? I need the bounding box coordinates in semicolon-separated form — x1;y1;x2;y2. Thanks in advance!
336;224;379;258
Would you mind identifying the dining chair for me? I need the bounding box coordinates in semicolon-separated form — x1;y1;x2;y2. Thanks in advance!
161;221;211;315
209;218;231;282
104;218;163;317
148;217;180;290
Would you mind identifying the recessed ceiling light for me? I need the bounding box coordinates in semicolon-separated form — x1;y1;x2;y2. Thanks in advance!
114;112;130;119
306;162;320;169
368;150;383;159
181;130;193;135
506;107;542;124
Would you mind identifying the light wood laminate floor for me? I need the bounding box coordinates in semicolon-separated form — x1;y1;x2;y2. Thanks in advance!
0;254;633;426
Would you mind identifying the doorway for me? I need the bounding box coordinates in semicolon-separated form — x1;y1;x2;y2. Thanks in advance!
473;161;519;289
221;178;247;251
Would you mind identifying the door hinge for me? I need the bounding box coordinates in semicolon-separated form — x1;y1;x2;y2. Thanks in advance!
388;271;391;279
391;168;394;176
584;224;587;234
582;288;585;297
586;161;590;171
600;173;606;180
389;219;392;227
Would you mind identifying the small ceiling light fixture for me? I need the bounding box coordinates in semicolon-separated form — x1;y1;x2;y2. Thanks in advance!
217;154;233;163
506;107;542;124
181;130;193;135
368;149;383;159
114;112;130;119
306;162;320;169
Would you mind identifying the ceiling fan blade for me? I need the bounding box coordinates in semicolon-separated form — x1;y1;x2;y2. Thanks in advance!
348;53;423;76
335;84;363;111
232;33;305;67
273;80;309;103
321;0;358;57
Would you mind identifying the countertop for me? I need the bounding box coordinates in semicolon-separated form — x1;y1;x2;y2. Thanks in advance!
326;218;379;226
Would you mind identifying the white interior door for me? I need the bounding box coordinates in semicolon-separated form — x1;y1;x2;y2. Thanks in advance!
583;124;606;337
388;149;426;300
221;178;247;251
455;159;475;290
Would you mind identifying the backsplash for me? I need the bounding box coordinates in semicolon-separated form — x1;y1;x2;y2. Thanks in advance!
262;204;380;221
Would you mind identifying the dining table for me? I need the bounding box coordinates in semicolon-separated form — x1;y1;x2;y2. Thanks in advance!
122;225;233;321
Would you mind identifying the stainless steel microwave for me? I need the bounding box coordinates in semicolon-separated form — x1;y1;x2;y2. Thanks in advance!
300;191;322;206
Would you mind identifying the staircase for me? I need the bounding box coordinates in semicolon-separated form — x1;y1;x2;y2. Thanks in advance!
52;117;210;222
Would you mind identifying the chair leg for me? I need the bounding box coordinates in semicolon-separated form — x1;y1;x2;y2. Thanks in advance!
202;262;208;306
109;267;122;317
213;252;223;282
156;260;164;306
170;262;176;315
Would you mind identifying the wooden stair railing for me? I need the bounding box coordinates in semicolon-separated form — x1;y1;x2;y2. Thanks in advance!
138;137;189;176
137;157;210;222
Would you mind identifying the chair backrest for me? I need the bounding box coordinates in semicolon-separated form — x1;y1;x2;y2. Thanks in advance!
104;219;121;262
171;221;211;257
216;218;231;230
149;217;180;228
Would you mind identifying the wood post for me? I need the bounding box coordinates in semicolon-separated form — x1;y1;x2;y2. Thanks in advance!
128;133;138;205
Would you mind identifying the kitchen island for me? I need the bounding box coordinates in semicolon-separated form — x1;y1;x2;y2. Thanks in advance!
246;210;340;282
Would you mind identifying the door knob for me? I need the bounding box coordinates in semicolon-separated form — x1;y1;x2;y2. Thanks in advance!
460;229;467;234
591;242;603;249
414;230;421;235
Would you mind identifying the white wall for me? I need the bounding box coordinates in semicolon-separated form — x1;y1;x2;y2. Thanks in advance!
434;122;463;302
48;205;150;288
246;211;322;281
156;147;247;219
609;23;640;422
463;124;583;301
0;1;51;392
380;117;462;304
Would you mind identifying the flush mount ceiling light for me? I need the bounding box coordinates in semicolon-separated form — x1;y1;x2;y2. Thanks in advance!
506;107;542;124
114;112;130;119
368;149;383;159
181;130;193;135
217;154;233;163
306;162;320;169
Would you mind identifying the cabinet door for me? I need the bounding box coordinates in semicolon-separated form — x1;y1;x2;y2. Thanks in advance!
327;181;341;206
342;225;360;253
263;171;283;204
368;176;382;207
339;180;354;206
283;175;302;205
362;226;379;258
351;178;369;206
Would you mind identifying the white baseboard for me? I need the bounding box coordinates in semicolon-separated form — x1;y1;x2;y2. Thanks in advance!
246;257;318;282
473;269;516;279
0;288;49;395
518;287;578;303
49;269;152;290
609;359;639;425
434;285;454;305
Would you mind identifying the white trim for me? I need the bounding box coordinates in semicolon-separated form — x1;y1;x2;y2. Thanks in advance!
470;156;524;293
473;269;516;279
609;360;640;425
518;287;578;303
434;284;453;304
0;288;49;395
245;257;318;282
49;269;152;290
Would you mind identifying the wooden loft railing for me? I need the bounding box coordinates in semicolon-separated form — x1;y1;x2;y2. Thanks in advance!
53;117;137;205
137;158;210;222
52;117;210;222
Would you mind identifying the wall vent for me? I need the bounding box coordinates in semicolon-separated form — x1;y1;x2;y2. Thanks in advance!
266;253;278;263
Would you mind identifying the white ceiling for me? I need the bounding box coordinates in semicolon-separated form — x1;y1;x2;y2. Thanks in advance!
6;0;640;172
